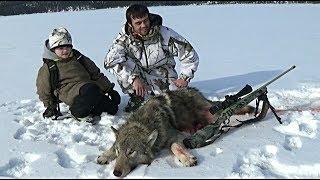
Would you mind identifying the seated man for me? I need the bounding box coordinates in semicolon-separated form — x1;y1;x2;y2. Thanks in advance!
36;27;121;122
104;4;199;112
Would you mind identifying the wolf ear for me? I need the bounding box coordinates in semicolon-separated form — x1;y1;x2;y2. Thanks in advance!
111;126;118;136
147;130;158;147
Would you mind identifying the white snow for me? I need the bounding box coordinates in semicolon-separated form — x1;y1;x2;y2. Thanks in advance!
0;3;320;179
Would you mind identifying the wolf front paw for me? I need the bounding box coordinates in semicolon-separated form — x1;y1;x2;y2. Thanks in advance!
179;155;197;167
171;142;198;167
97;155;111;165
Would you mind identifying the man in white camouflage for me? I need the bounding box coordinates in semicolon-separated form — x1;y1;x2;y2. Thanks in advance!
104;4;199;112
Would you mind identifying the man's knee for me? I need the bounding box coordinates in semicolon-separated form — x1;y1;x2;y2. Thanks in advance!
79;83;100;97
70;83;101;118
73;83;119;116
70;95;92;118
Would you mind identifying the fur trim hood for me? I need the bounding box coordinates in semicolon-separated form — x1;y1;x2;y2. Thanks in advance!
42;39;60;61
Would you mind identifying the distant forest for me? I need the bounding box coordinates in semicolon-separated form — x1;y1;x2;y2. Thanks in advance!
0;1;318;16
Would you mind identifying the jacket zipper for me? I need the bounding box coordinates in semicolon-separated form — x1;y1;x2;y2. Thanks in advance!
141;40;149;69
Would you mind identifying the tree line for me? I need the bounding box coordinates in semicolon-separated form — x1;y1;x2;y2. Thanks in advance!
0;1;317;16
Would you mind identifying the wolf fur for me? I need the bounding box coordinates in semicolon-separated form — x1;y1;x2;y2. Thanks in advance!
97;87;254;177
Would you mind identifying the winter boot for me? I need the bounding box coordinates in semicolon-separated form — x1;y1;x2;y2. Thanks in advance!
71;114;101;125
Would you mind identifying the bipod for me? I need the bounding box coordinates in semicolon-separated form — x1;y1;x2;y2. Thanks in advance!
254;90;282;124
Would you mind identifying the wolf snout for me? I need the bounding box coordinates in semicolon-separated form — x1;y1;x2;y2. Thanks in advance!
112;164;137;178
113;170;122;177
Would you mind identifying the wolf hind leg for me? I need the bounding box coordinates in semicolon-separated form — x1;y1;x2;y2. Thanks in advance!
97;145;117;165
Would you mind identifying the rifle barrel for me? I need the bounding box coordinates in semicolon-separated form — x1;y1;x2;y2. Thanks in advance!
260;65;296;88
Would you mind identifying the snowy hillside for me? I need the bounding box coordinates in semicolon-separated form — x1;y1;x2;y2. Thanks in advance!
0;3;319;178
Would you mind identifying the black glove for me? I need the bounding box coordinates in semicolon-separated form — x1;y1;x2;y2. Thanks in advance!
107;89;121;105
42;105;61;118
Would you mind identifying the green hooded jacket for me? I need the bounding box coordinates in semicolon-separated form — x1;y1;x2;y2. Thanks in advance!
36;40;115;107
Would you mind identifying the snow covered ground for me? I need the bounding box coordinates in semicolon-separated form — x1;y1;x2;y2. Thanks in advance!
0;3;320;178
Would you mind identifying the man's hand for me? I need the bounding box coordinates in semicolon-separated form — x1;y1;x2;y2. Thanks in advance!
42;105;60;118
173;78;189;88
132;77;148;97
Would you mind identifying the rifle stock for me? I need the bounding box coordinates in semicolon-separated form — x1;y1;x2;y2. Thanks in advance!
183;65;296;149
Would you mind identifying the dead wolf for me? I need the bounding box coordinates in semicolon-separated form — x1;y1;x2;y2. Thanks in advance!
97;87;254;177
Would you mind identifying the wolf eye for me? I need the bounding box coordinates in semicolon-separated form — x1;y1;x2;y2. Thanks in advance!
129;151;137;157
127;149;137;157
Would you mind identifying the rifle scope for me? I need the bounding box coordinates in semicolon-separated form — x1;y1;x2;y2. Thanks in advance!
209;84;253;114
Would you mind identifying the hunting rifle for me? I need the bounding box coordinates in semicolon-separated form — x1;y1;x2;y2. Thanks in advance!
183;65;296;149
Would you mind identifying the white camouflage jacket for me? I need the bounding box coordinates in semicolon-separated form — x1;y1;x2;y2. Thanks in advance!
104;14;199;94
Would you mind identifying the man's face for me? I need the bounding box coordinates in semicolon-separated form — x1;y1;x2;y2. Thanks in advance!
130;14;150;36
53;46;72;59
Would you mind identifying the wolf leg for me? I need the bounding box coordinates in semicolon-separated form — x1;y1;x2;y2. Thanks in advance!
97;145;117;165
171;142;197;166
166;129;197;166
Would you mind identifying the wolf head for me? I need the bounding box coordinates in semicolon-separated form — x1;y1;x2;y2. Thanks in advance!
111;126;158;177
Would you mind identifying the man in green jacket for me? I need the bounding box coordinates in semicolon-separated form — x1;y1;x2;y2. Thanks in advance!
36;27;120;122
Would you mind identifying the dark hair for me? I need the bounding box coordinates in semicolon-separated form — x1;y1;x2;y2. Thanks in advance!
126;4;149;24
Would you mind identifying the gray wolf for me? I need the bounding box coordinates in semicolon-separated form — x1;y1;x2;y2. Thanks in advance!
97;87;254;177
